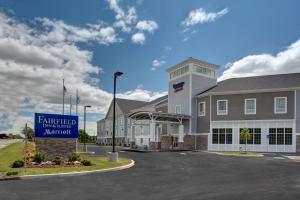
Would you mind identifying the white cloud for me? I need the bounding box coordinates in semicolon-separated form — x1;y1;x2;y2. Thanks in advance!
37;17;121;45
219;38;300;81
151;58;166;71
106;0;158;44
182;8;228;27
107;0;137;33
131;32;145;44
0;13;163;134
117;88;167;102
136;20;158;33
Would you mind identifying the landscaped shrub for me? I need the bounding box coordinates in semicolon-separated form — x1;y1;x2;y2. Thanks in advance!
11;160;24;168
32;151;46;163
68;152;81;162
81;160;92;166
52;156;62;165
6;171;18;176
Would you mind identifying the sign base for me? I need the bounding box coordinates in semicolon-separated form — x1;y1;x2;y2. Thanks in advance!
35;138;76;160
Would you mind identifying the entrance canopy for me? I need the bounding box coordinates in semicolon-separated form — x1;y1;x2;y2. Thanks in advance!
128;111;190;124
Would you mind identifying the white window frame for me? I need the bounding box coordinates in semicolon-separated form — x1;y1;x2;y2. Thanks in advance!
217;100;228;115
244;98;256;115
274;97;287;114
175;105;182;114
198;101;206;116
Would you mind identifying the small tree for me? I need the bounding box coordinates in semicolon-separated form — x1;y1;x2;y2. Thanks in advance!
240;128;251;152
78;129;89;143
22;126;34;142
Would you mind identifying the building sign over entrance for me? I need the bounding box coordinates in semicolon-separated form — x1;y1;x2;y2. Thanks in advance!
35;113;78;138
173;82;185;93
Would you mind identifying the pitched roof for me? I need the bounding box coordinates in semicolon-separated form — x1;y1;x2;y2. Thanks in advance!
199;73;300;96
116;98;147;114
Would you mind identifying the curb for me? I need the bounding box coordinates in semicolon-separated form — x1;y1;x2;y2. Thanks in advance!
18;159;135;180
208;152;264;157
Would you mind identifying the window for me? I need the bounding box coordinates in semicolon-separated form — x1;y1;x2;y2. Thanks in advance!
217;100;228;115
274;97;287;114
198;102;206;116
192;65;216;78
175;105;181;114
245;98;256;115
269;128;293;145
212;129;219;144
169;65;189;80
239;128;261;145
212;128;232;144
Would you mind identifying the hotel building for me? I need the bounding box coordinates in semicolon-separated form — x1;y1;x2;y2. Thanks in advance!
97;57;300;152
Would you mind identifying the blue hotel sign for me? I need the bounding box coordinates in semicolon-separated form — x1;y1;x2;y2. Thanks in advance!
34;113;78;138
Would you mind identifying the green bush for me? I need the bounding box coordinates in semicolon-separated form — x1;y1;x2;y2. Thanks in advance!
81;160;92;166
52;156;62;165
11;160;24;168
68;152;81;162
6;171;18;176
32;151;46;163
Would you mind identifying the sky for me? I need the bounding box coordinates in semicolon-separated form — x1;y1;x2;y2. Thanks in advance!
0;0;300;135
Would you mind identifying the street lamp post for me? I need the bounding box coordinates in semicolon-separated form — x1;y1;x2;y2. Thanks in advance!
109;71;123;162
83;105;91;152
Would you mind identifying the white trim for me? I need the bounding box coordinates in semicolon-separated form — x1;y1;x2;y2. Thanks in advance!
274;97;287;114
197;87;300;98
198;101;206;116
211;119;294;123
217;99;228;115
244;98;256;115
175;104;182;114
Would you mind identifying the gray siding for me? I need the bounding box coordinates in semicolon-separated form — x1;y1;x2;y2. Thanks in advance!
212;91;295;121
197;96;210;133
191;74;216;133
168;75;190;115
296;90;300;133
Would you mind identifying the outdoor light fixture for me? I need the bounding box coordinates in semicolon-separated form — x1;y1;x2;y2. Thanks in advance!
83;105;92;152
112;71;123;153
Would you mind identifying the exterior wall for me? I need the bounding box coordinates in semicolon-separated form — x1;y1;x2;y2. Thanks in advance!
197;96;210;133
209;120;295;152
168;74;190;115
296;90;300;133
190;74;216;133
211;91;295;121
297;136;300;152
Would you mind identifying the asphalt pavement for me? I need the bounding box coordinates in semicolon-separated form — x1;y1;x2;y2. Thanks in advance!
1;145;300;200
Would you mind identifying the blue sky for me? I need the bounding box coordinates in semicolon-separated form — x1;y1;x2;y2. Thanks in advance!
1;0;300;134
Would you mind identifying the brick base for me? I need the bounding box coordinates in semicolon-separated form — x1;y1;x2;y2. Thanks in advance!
161;136;172;151
35;138;76;160
149;142;161;150
183;135;208;151
297;135;300;153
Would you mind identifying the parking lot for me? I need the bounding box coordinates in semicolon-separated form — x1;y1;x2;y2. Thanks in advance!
1;145;300;200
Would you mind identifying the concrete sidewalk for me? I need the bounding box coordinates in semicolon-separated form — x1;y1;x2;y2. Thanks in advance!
0;139;22;149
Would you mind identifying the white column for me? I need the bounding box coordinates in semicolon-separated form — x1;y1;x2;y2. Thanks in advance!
179;124;184;142
130;125;135;142
150;120;156;142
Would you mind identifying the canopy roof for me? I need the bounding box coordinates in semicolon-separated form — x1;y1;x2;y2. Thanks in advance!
128;111;190;123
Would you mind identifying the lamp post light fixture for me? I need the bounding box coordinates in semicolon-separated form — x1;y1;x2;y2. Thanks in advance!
83;105;91;152
109;71;123;162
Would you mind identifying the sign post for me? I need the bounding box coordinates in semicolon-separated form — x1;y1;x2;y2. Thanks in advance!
24;123;27;174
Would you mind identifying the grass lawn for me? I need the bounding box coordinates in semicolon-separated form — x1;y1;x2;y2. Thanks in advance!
210;151;263;157
0;142;132;177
